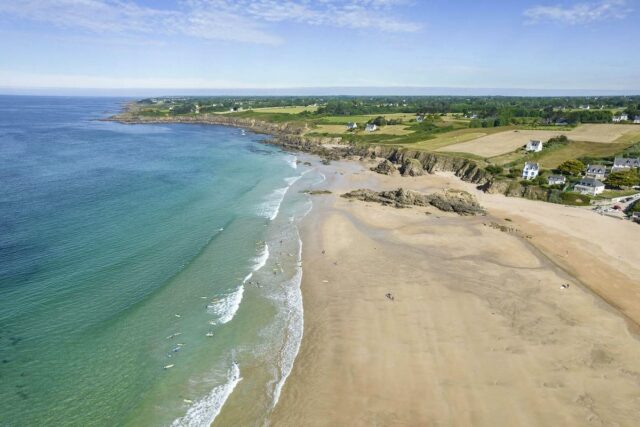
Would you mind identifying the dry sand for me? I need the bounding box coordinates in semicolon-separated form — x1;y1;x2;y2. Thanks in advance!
269;158;640;426
438;124;640;157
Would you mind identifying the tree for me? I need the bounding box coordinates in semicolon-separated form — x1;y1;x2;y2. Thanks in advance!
557;159;585;176
372;116;387;126
605;170;640;188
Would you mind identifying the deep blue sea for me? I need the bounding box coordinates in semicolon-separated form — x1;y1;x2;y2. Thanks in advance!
0;96;316;426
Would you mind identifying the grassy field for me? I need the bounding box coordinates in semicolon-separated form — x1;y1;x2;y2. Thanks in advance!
536;140;637;168
130;101;640;176
436;124;640;158
250;105;319;114
404;130;487;150
307;123;414;136
567;124;640;142
597;189;639;199
317;113;418;124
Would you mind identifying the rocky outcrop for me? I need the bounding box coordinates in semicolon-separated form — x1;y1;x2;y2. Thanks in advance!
371;159;397;175
481;179;563;203
342;188;430;208
112;107;557;205
424;189;486;215
399;158;424;177
110;112;307;136
341;188;485;215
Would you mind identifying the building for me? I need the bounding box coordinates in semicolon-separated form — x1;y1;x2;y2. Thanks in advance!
548;175;566;186
611;157;640;171
634;116;640;124
522;162;540;180
525;140;543;152
585;164;607;179
612;114;629;123
365;123;377;132
555;119;569;126
574;178;605;196
346;122;358;130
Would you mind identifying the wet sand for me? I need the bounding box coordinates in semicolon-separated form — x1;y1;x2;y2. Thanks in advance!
270;158;640;426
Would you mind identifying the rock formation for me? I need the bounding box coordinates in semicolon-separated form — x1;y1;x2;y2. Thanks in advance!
399;158;424;177
371;160;397;175
342;188;485;215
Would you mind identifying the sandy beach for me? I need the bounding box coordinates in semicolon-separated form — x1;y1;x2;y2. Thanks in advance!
270;157;640;426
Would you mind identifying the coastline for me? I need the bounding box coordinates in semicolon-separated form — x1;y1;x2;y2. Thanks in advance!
108;112;640;425
269;157;640;426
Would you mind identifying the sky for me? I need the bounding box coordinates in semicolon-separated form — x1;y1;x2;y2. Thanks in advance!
0;0;638;95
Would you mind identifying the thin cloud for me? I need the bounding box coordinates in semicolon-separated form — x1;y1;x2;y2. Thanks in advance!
199;0;423;33
524;0;631;25
0;0;421;46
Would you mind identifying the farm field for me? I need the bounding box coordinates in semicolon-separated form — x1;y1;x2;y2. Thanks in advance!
250;105;319;113
307;124;414;136
535;140;637;168
317;113;418;124
402;130;487;150
370;124;414;135
438;124;640;158
567;124;640;142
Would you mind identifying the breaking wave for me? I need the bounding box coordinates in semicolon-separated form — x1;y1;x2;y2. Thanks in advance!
207;244;269;325
258;174;303;221
270;229;304;409
171;363;242;427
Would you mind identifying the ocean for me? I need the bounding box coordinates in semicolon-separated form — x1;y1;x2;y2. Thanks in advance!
0;96;317;426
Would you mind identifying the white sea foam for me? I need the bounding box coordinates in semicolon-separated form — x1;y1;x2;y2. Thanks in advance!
207;285;244;325
286;155;297;169
171;363;242;427
207;244;269;325
258;173;305;221
258;186;288;221
243;244;270;284
271;230;304;408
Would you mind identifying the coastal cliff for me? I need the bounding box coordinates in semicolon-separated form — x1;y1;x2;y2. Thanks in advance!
110;111;554;203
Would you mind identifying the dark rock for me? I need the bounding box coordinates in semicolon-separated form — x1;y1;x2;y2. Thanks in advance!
370;160;397;175
424;190;486;216
399;158;424;177
342;188;485;215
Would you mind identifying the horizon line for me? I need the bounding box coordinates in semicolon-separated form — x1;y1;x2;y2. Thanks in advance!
1;85;640;97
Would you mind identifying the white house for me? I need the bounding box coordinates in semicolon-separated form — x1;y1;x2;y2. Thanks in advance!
574;178;605;196
522;162;540;180
612;114;629;123
548;175;566;186
526;140;543;152
365;123;377;132
346;122;358;130
611;157;640;171
585;164;607;179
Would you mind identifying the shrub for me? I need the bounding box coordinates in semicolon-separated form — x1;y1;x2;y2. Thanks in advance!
626;200;640;214
605;170;640;189
560;192;592;206
558;159;585;176
485;165;504;175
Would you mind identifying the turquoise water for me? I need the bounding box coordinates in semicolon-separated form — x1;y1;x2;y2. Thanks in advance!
0;96;316;426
